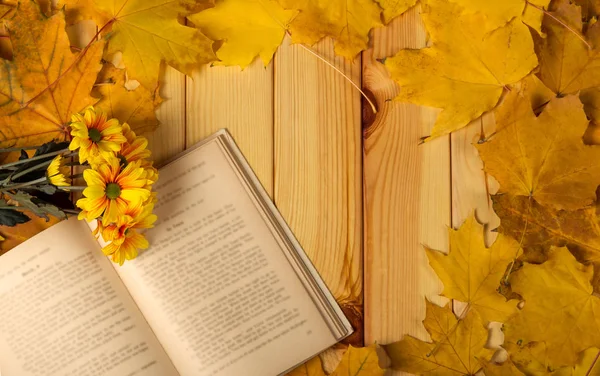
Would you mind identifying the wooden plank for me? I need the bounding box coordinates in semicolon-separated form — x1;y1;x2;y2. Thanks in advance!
273;36;363;345
149;66;187;165
185;60;274;195
362;5;450;362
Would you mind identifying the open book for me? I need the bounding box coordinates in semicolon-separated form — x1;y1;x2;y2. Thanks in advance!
0;130;353;376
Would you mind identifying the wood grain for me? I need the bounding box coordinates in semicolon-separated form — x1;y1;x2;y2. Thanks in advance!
274;36;363;345
149;66;187;165
185;60;274;195
362;6;450;366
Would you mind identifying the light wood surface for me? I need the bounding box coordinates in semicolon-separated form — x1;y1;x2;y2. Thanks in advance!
274;36;363;343
362;7;449;370
147;5;494;374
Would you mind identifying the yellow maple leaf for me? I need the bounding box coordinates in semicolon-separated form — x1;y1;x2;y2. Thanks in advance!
385;301;494;375
276;0;382;59
0;0;104;147
189;0;297;68
574;0;600;19
481;358;525;376
384;0;538;139
287;356;326;376
493;195;600;266
92;0;216;89
93;63;162;134
476;89;599;211
374;0;417;23
426;214;521;324
447;0;550;34
535;0;600;118
331;345;385;376
502;342;600;376
505;247;600;368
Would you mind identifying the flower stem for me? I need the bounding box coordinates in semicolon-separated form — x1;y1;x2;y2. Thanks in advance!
9;160;53;182
59;186;86;191
1;177;48;191
0;148;69;169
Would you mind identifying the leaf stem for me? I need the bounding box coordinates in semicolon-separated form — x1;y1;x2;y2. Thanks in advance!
527;1;591;49
0;146;44;152
0;148;69;169
296;42;378;114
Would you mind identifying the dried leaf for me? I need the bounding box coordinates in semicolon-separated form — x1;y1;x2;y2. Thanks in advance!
93;0;216;89
287;356;326;376
476;92;598;211
505;247;600;368
447;0;550;33
0;212;59;255
0;0;104;147
189;0;297;68
536;0;600;97
385;301;494;375
331;345;385;376
385;0;538;139
93;63;162;134
375;0;417;23
427;214;521;324
503;342;600;376
493;194;600;265
276;0;382;59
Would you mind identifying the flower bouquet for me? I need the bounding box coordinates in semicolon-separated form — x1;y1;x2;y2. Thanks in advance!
0;106;158;265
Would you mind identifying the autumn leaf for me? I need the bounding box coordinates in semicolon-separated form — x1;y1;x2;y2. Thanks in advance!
93;63;162;134
0;0;104;147
375;0;417;23
0;213;60;255
91;0;216;89
493;194;600;266
476;90;600;211
287;356;326;376
481;358;525;376
331;345;385;376
385;0;538;139
447;0;550;34
535;0;600;118
385;301;494;375
426;214;521;324
276;0;382;59
505;247;600;368
575;0;600;19
502;342;600;376
189;0;297;68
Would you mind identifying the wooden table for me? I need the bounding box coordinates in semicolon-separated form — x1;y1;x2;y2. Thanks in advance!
150;8;492;373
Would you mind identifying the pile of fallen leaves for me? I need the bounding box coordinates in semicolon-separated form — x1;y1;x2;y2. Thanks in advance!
382;0;600;375
3;0;600;373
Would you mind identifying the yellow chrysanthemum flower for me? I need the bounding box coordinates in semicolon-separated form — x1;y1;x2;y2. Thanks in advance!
101;204;157;265
46;155;70;186
77;156;151;225
69;107;127;163
120;123;152;165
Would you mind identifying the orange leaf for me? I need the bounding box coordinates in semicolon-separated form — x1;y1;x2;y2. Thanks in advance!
0;0;104;147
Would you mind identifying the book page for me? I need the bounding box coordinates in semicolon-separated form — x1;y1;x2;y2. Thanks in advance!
113;138;337;376
0;218;178;376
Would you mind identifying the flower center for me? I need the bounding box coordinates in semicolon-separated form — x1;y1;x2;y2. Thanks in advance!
105;183;121;199
88;128;102;143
